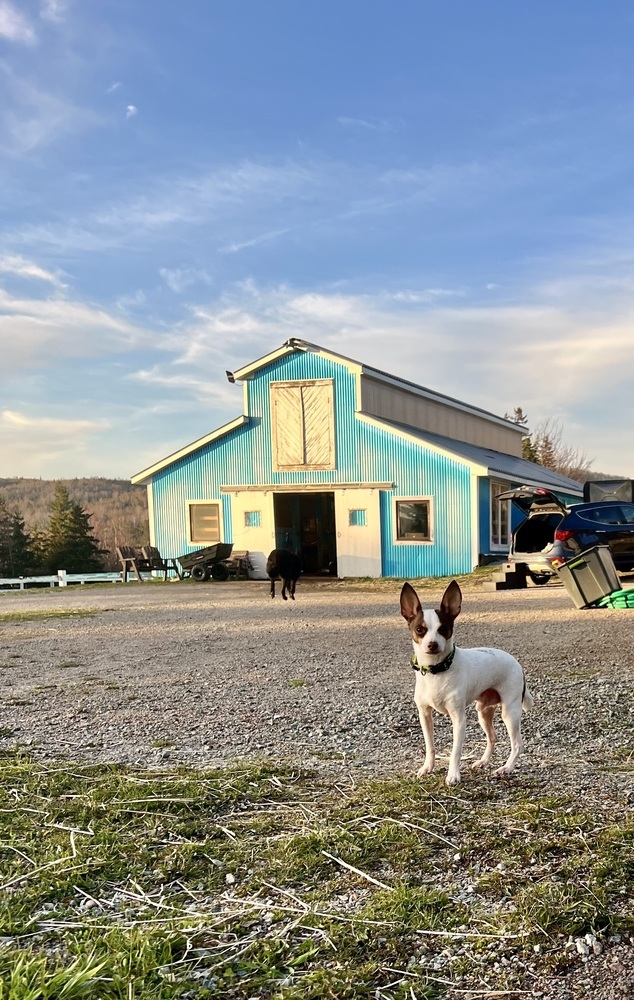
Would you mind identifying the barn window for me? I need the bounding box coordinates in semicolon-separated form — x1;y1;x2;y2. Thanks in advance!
394;498;433;542
244;510;261;528
270;380;335;471
188;502;221;544
348;509;367;527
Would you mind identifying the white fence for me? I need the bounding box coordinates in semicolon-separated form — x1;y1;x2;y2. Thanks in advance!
0;570;123;591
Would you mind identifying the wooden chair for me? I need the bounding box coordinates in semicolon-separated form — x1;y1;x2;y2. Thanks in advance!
224;550;252;579
116;545;149;583
141;546;183;581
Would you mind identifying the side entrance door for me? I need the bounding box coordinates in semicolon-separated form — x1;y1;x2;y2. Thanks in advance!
227;490;275;579
334;488;382;578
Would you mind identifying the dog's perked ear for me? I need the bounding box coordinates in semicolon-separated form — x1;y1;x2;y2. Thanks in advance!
439;580;462;620
400;582;422;622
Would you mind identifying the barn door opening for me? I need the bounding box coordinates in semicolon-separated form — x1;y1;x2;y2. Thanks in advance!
273;492;337;575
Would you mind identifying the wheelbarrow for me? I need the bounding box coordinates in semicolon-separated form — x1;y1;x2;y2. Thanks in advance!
178;543;234;582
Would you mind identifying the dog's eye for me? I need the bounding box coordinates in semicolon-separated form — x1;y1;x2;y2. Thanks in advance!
415;625;425;635
438;625;450;638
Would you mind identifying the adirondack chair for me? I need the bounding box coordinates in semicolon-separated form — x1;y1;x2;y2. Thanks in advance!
141;546;183;581
116;545;148;583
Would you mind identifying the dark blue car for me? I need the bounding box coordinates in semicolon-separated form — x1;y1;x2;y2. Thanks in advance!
497;486;634;584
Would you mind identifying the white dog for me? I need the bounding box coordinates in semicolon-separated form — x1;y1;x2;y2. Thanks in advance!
400;580;533;785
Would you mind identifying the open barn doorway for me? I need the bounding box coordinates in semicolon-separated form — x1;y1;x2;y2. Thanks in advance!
273;492;337;575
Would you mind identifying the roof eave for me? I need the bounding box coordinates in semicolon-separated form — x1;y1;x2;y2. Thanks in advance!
131;415;248;484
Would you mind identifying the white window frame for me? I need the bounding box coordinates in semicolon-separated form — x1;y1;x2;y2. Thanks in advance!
393;495;434;545
186;500;222;545
490;480;511;551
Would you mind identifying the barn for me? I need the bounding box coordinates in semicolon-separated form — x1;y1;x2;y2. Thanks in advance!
131;339;583;578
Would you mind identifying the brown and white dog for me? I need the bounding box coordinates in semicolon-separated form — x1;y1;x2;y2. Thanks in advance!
400;580;533;785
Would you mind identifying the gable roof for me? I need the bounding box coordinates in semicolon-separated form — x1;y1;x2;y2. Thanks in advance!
232;338;527;434
132;339;537;484
131;415;248;484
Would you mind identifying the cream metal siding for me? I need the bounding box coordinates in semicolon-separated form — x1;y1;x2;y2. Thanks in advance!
360;376;523;456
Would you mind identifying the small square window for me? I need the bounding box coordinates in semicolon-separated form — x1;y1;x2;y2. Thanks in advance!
244;510;261;528
348;508;367;527
396;500;431;541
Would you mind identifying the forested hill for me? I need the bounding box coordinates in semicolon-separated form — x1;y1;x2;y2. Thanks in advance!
0;478;149;571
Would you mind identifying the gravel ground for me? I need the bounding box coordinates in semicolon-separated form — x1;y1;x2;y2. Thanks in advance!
1;575;633;998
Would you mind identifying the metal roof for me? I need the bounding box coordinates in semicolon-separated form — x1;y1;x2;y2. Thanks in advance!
232;338;527;434
377;419;584;494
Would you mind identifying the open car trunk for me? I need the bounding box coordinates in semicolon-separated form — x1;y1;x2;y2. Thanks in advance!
512;512;565;554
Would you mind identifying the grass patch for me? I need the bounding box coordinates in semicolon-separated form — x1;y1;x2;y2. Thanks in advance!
0;609;98;624
0;753;631;998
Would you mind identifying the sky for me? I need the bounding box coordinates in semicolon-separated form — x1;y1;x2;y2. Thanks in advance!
1;0;633;481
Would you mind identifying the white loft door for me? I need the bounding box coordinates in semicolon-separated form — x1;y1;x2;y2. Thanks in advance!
334;489;382;578
228;491;275;579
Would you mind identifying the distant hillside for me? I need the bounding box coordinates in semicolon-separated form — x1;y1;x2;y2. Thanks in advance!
0;478;149;571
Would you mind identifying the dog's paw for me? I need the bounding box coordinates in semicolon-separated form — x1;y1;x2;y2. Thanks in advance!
446;773;461;786
471;759;490;771
416;764;434;778
493;766;513;779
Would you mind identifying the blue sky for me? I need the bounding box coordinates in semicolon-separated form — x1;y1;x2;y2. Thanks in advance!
1;0;633;479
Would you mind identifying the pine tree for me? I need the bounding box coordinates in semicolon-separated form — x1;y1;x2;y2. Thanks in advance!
0;497;39;576
44;484;106;573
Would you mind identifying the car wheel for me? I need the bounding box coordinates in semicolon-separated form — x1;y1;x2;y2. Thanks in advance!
528;572;551;586
191;564;210;582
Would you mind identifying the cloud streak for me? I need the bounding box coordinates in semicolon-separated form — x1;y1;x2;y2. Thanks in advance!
0;2;36;44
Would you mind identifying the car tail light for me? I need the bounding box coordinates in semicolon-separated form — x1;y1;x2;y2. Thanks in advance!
555;529;575;541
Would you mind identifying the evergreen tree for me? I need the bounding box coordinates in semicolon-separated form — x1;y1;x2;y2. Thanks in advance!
44;484;106;573
0;497;39;576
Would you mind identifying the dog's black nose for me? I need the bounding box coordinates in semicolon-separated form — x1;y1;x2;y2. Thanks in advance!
427;642;439;653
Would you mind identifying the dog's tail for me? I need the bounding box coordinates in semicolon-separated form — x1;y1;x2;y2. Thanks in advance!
521;676;534;712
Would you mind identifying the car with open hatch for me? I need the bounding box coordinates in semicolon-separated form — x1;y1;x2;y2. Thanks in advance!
497;485;634;584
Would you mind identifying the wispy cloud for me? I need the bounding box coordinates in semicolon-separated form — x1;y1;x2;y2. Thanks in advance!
159;267;213;294
0;254;66;287
1;410;109;478
219;227;292;255
0;1;36;43
337;115;400;132
125;104;138;119
107;81;122;94
0;285;160;376
0;65;97;155
39;0;69;23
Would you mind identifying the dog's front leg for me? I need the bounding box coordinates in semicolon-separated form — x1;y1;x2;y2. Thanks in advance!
446;710;467;785
416;704;436;777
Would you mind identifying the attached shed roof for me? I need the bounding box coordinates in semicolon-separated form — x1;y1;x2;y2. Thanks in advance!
377;418;584;495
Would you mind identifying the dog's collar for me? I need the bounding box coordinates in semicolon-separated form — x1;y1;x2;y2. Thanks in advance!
411;646;457;675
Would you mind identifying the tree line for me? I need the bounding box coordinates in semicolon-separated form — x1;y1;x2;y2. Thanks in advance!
0;479;150;577
0;484;107;577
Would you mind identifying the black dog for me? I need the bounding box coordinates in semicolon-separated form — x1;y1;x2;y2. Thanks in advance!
266;549;301;600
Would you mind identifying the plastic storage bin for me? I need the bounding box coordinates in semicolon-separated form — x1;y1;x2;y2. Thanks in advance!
556;545;620;609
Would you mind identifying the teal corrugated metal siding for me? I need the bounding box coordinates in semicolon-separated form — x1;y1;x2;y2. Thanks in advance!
149;351;474;575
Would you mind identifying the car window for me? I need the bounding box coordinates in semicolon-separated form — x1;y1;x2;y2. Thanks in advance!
579;503;634;525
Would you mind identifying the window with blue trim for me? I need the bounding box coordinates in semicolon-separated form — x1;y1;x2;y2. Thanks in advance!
348;509;367;527
244;511;261;528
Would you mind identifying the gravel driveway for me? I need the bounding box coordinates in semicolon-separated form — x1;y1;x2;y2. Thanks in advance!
2;577;634;999
1;577;633;805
